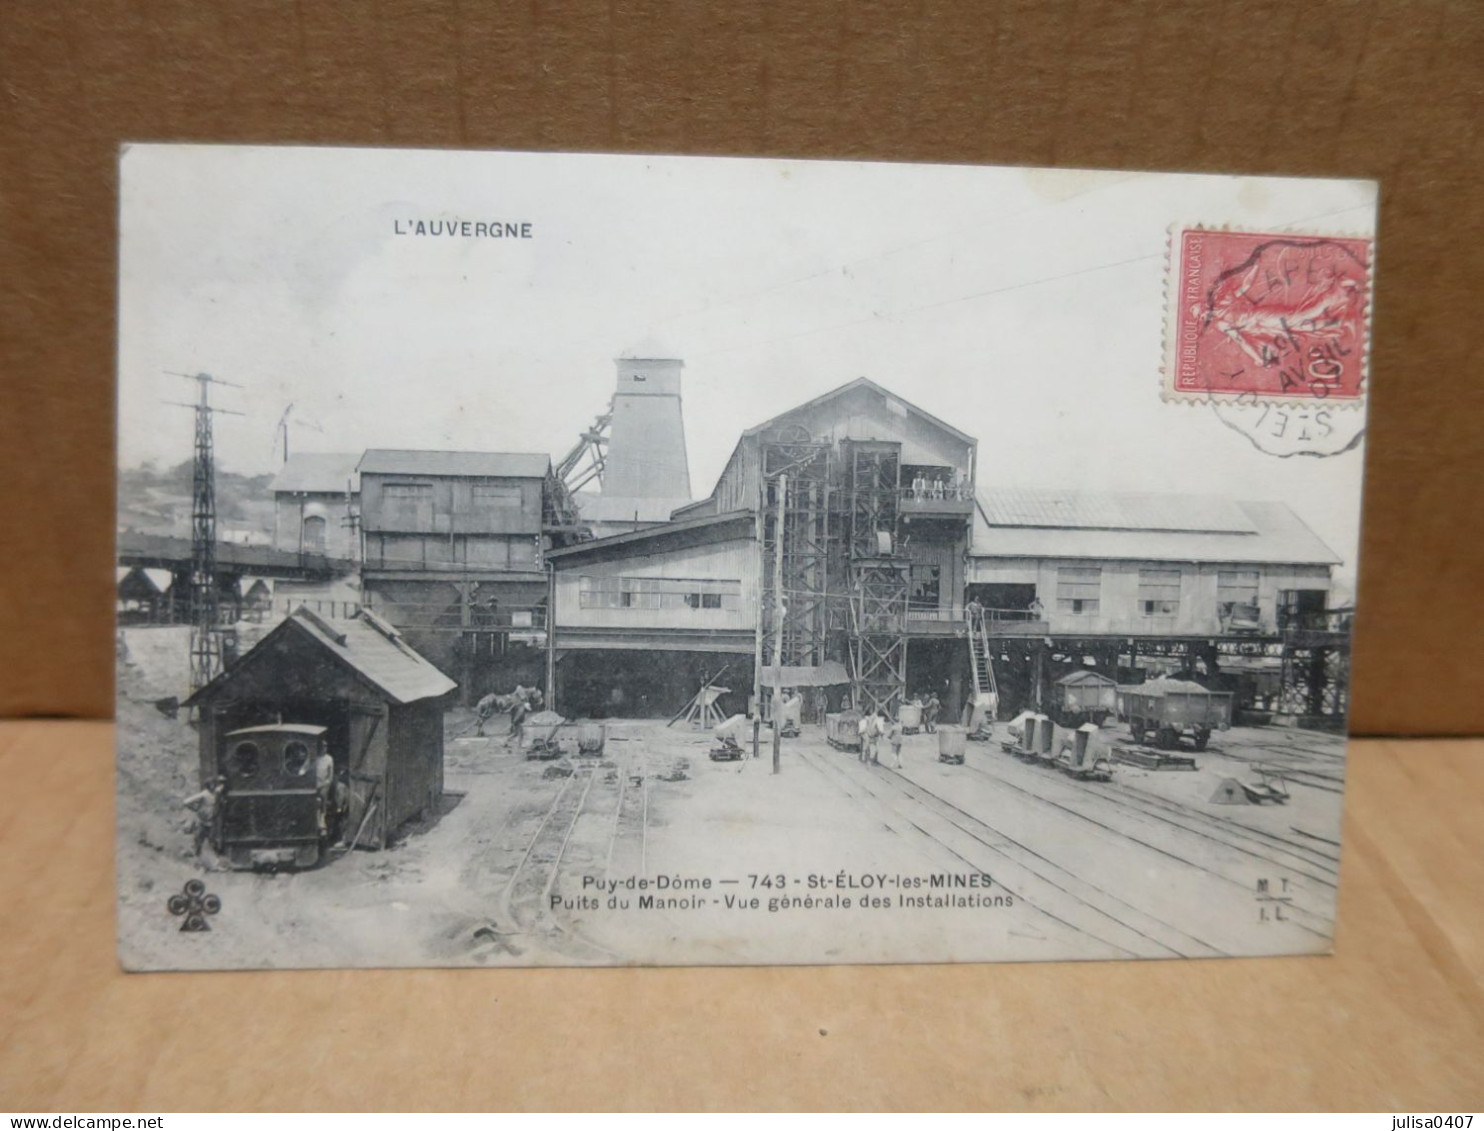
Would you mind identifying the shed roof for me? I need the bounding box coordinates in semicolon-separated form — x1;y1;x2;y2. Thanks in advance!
269;452;362;495
547;509;754;562
972;489;1339;566
759;661;850;688
187;606;457;707
741;377;976;446
1056;670;1117;687
358;450;551;479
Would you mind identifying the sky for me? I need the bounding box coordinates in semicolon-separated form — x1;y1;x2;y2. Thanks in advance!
118;145;1376;586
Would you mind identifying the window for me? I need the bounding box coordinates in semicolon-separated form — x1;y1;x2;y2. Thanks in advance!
1217;569;1260;605
1138;567;1182;617
230;742;260;779
471;484;522;509
580;576;741;612
910;564;942;612
283;741;311;776
301;515;327;552
1056;566;1101;615
1218;569;1262;628
382;482;434;529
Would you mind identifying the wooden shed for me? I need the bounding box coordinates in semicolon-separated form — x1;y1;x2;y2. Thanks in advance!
186;606;457;850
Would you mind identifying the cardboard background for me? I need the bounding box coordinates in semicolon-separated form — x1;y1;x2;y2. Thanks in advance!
1;1;1481;731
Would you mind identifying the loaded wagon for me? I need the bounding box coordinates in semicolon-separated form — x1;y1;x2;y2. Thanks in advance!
1124;679;1233;751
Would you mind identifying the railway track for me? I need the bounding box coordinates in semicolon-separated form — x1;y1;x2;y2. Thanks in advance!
1096;779;1341;885
948;753;1336;939
793;745;1229;960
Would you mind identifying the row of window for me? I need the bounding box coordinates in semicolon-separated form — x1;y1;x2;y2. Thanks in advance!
379;482;526;527
573;569;1273;619
578;576;742;612
1054;566;1261;616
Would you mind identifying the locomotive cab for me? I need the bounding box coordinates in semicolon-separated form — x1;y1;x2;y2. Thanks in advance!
217;723;332;870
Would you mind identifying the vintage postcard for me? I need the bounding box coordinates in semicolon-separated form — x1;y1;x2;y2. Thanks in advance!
115;145;1375;970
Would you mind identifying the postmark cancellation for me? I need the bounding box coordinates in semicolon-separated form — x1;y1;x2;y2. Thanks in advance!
1164;228;1373;407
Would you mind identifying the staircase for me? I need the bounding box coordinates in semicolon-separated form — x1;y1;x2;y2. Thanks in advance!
966;607;999;705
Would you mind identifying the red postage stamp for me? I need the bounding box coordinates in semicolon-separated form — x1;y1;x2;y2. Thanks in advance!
1165;229;1372;403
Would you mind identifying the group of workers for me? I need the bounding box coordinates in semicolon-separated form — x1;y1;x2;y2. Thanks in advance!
909;470;971;501
855;711;905;768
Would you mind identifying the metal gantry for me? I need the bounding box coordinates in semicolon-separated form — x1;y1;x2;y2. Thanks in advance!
848;558;910;718
164;372;242;694
844;440;908;716
760;429;834;676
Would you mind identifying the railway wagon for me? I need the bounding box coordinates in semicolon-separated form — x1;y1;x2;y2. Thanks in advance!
1124;679;1232;751
825;710;863;751
1052;670;1118;726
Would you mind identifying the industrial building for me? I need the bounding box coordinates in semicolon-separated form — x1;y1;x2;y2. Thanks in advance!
549;378;979;721
546;376;1349;729
269;452;362;559
356;449;582;699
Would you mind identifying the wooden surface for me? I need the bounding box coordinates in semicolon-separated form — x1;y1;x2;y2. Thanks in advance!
1;720;1479;1111
0;2;1482;730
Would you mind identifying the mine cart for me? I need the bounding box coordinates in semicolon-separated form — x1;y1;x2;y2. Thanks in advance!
1124;680;1233;751
936;725;967;764
1054;723;1114;781
898;702;923;735
523;710;570;758
1051;670;1118;726
217;723;333;870
825;710;863;751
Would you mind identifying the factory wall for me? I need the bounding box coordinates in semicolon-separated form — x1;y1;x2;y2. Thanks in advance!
968;556;1332;636
553;536;759;633
272;493;358;559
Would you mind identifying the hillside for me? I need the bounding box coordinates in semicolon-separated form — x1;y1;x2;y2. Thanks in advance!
117;459;276;543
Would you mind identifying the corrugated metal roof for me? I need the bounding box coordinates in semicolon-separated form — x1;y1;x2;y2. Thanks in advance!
547;509;754;561
358;450;551;479
288;607;457;704
1056;670;1117;687
979;487;1256;533
972;491;1339;566
741;377;976;446
759;662;851;688
269;452;363;494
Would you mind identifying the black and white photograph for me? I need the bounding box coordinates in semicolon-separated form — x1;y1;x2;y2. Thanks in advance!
114;144;1375;971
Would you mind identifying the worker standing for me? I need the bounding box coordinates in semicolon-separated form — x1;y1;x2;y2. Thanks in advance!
182;776;225;858
887;716;904;769
314;747;336;837
923;693;941;734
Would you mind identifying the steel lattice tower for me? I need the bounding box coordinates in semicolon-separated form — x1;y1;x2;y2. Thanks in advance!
760;430;834;675
166;372;242;694
845;441;908;717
